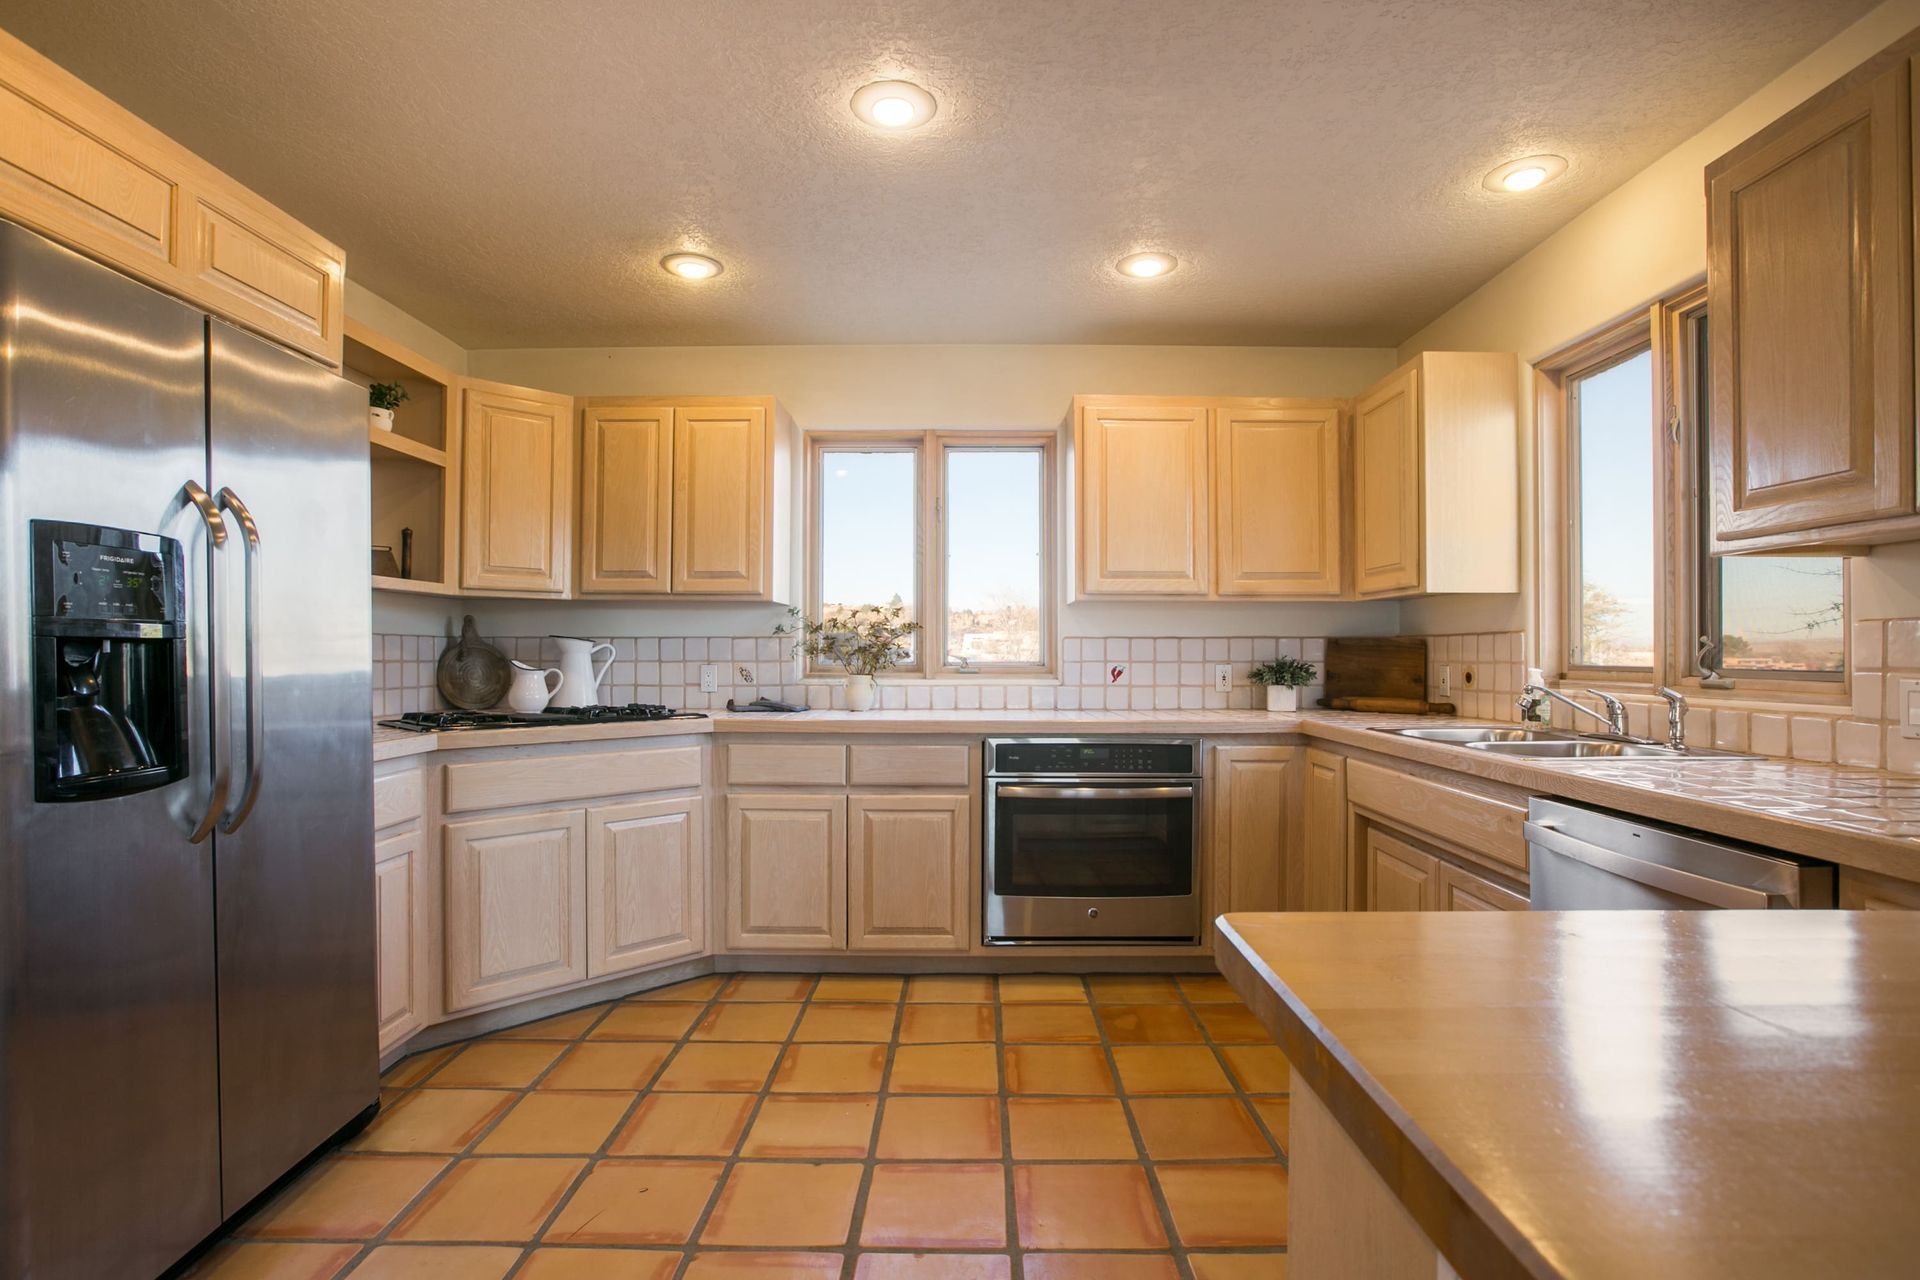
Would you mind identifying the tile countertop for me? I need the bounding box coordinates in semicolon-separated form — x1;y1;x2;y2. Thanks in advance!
370;708;1920;880
1216;909;1920;1279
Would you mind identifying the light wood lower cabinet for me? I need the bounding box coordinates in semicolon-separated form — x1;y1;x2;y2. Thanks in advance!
725;794;847;951
1839;867;1920;910
587;797;706;976
847;794;971;951
374;830;426;1053
1364;828;1440;912
1439;861;1527;912
443;808;588;1013
1301;749;1348;911
1211;746;1296;914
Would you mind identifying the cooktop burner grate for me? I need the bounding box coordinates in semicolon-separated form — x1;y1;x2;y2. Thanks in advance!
379;704;706;733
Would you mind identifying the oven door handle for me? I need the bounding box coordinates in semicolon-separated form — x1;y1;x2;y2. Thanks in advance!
995;784;1196;801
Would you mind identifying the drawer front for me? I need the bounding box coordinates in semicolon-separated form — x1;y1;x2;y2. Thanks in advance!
848;745;971;787
373;768;424;829
445;746;702;814
727;744;848;787
1347;758;1528;873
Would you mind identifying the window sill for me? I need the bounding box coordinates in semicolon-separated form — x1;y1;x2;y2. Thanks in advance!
1558;679;1851;716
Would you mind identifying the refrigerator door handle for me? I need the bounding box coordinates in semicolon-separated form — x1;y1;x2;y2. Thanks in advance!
215;486;264;833
182;480;231;844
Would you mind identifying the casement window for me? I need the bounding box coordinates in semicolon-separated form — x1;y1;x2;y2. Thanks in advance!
807;431;1055;676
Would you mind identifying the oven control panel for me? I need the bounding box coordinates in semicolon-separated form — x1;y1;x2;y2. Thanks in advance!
988;738;1199;777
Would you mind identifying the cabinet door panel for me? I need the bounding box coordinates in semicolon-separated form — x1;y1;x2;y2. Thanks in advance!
725;794;845;950
1839;867;1920;909
580;405;673;593
443;809;587;1012
673;405;768;594
1215;407;1342;596
847;795;970;951
185;194;342;359
1211;746;1294;914
1076;402;1210;595
462;385;572;592
1439;861;1526;912
1301;749;1348;911
1364;828;1438;912
1353;367;1421;596
588;797;706;976
374;831;424;1052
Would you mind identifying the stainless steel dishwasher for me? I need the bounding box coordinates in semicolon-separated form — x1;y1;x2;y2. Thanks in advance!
1526;797;1836;909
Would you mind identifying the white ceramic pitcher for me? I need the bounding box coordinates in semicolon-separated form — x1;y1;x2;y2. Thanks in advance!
504;660;564;714
551;635;615;706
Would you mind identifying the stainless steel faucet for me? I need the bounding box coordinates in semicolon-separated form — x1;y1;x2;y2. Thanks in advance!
1517;683;1630;736
1656;686;1688;751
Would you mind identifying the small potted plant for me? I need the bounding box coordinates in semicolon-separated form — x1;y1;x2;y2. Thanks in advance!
368;381;409;432
776;603;920;712
1250;655;1316;712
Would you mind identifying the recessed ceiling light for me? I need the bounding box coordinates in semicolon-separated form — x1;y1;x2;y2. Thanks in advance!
661;252;723;280
1117;251;1178;279
851;80;937;129
1483;154;1567;193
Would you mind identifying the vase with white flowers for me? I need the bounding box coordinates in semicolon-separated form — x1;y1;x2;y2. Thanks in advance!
776;603;920;712
1249;655;1316;711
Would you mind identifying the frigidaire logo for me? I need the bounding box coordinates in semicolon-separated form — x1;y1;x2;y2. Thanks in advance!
98;554;137;564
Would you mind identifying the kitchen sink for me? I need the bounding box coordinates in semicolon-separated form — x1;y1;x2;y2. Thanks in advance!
1374;726;1571;744
1468;738;1759;760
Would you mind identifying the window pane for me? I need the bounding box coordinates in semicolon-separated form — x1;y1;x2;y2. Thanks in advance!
945;449;1043;665
819;449;917;655
1716;557;1844;674
1571;348;1655;668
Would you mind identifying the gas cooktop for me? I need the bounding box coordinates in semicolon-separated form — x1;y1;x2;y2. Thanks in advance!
379;705;707;733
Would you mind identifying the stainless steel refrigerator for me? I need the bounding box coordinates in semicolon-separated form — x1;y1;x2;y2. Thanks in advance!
0;218;377;1279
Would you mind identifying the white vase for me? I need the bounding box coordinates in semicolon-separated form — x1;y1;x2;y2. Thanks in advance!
551;635;616;707
504;660;564;714
845;674;877;712
1266;685;1299;712
369;406;395;432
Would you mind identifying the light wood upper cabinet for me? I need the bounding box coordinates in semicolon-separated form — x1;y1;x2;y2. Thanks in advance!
1211;745;1295;916
1353;366;1422;596
587;797;706;977
1075;399;1211;596
442;808;588;1013
461;380;574;594
579;404;673;594
847;795;971;952
1364;827;1439;912
374;830;425;1053
1214;406;1343;596
674;404;770;595
725;794;846;951
1707;54;1914;550
1301;749;1348;912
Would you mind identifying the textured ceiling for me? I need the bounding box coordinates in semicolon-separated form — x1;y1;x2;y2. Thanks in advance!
3;0;1875;348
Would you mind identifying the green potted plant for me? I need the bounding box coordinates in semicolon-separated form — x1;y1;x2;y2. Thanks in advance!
776;603;921;712
1250;655;1316;712
367;381;409;432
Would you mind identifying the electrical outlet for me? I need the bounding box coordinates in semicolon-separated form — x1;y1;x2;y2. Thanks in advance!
1435;664;1452;698
1213;663;1233;692
699;663;718;693
1900;678;1920;739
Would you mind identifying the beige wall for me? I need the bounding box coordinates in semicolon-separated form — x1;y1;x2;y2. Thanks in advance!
1395;0;1920;644
346;282;469;375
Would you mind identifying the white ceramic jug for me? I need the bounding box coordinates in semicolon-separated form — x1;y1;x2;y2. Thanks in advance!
504;660;564;714
551;635;615;707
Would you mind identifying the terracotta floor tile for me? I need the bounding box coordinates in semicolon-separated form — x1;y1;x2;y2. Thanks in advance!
1097;1004;1204;1044
861;1162;1007;1248
1022;1255;1182;1280
516;1248;681;1279
1186;1256;1287;1280
719;973;817;1001
685;1253;844;1279
1129;1097;1272;1161
474;1091;633;1154
700;1161;863;1246
655;1042;783;1091
1176;975;1241;1003
998;975;1088;1003
999;1004;1100;1044
490;1006;607;1040
889;1043;999;1094
382;1046;457;1089
1219;1045;1291;1095
814;974;905;1001
692;1001;803;1041
346;1244;524;1279
906;974;997;1003
1194;1004;1272;1044
185;1241;360;1279
590;1002;708;1040
610;1092;756;1157
350;1089;514;1153
795;1001;900;1041
853;1257;1012;1280
238;1154;446;1239
897;1003;994;1043
390;1157;585;1243
541;1159;724;1244
1002;1045;1115;1095
740;1095;878;1158
1006;1097;1137;1160
1086;975;1185;1004
772;1043;888;1093
875;1096;1003;1160
1013;1164;1168;1250
630;974;726;1002
1250;1097;1290;1155
424;1041;565;1089
1112;1046;1234;1095
1157;1164;1289;1247
540;1042;671;1091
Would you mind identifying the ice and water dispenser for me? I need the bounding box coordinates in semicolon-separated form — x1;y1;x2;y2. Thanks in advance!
30;520;188;802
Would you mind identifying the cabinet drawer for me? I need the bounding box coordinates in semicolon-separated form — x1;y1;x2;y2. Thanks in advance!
727;744;848;786
1346;759;1528;872
445;746;702;813
848;745;971;787
373;768;423;830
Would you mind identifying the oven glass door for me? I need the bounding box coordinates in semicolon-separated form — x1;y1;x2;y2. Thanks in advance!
991;783;1196;899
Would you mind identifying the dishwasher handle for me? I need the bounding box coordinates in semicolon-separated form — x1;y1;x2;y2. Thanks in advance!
1524;820;1784;910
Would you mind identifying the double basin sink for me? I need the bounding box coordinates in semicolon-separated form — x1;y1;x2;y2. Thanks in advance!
1373;725;1756;761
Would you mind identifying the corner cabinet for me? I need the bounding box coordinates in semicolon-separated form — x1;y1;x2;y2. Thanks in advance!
461;380;575;594
442;808;589;1013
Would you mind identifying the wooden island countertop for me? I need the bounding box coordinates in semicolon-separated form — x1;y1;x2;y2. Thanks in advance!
1216;910;1920;1279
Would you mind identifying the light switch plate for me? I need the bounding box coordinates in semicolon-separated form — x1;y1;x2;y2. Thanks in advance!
1213;664;1233;692
1900;678;1920;738
1435;664;1452;698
